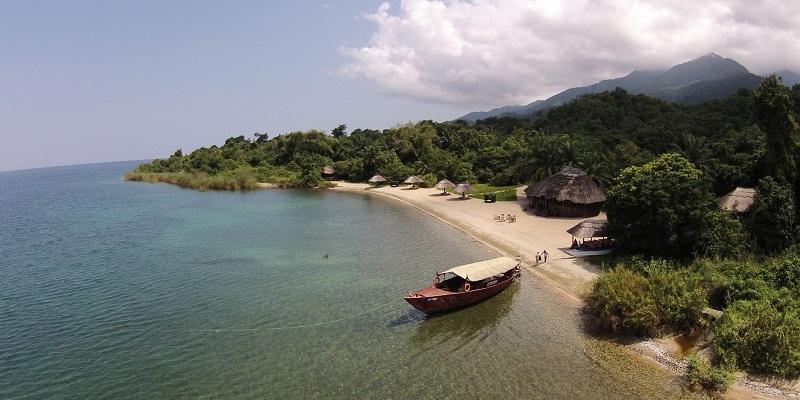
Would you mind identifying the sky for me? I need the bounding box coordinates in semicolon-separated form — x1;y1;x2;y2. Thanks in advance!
1;0;799;171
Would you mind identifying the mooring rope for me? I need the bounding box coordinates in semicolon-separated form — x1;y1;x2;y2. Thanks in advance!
114;297;403;334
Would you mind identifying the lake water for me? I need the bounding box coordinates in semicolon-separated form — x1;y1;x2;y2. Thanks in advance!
0;161;697;399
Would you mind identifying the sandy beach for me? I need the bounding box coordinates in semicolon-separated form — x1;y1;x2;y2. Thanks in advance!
331;182;602;301
330;181;798;400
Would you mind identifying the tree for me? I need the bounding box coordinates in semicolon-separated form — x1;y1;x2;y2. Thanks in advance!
606;153;715;258
753;75;799;185
331;124;347;138
699;210;749;259
747;176;796;254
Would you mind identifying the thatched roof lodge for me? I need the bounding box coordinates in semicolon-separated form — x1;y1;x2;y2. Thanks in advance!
524;167;606;218
718;187;756;213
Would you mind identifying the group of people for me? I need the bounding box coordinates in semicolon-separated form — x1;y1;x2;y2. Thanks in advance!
571;238;614;251
535;250;549;264
493;213;517;223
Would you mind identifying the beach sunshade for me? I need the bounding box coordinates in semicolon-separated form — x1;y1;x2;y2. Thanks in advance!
404;175;424;184
442;257;519;282
453;183;473;193
368;174;387;183
434;179;456;190
566;219;609;238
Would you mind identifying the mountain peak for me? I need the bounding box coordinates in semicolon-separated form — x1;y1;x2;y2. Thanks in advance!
699;52;723;60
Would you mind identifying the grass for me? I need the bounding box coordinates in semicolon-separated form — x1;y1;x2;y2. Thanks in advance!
124;171;259;191
447;184;519;201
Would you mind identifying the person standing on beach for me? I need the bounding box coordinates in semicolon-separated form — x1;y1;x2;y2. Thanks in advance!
542;250;549;262
535;251;540;264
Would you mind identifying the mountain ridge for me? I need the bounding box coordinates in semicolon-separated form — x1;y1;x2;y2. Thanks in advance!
459;53;797;123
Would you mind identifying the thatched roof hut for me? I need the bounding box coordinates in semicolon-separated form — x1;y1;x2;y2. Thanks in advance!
567;219;609;238
718;187;756;213
524;167;606;218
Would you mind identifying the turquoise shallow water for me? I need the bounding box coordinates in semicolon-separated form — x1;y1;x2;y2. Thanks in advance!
0;162;692;399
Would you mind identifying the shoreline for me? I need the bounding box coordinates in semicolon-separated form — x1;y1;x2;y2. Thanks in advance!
326;181;798;400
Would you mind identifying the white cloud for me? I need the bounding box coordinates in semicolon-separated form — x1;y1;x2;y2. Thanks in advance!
340;0;800;107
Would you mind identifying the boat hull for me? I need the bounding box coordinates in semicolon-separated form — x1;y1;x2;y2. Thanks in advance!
404;272;519;314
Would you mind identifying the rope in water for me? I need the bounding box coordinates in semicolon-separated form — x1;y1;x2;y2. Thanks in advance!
115;298;403;333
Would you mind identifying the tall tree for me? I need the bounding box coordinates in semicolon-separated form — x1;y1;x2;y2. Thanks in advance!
606;153;715;258
753;75;799;186
747;176;796;254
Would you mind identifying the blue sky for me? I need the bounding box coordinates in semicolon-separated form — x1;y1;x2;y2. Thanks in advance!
2;0;797;171
0;1;462;171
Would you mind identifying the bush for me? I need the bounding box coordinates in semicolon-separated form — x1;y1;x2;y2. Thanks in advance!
694;259;773;309
713;299;800;377
699;210;750;259
583;267;661;336
765;250;800;289
584;265;708;337
419;173;439;188
648;271;707;331
685;353;734;393
494;188;518;201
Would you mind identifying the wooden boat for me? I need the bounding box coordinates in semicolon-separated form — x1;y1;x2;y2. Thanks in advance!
404;256;521;314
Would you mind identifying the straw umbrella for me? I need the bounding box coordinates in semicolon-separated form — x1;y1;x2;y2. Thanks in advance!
404;175;424;189
454;183;473;199
368;174;387;187
434;179;455;195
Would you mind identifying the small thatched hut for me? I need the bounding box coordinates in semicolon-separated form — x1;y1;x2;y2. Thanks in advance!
567;219;609;239
524;167;606;218
718;187;756;213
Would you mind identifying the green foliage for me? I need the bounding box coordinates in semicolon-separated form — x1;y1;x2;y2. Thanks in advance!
699;210;750;259
130;87;785;201
585;256;710;335
765;250;800;289
684;353;734;393
713;299;800;377
754;75;799;185
606;153;715;258
462;184;518;202
748;176;796;254
584;267;660;336
648;270;708;331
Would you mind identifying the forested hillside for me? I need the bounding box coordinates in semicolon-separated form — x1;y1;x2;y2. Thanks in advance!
127;81;799;196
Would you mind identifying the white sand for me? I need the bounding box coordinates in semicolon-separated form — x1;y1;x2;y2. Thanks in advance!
331;182;601;301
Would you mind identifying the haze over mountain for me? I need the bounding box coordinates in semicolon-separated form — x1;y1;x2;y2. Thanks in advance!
459;54;797;123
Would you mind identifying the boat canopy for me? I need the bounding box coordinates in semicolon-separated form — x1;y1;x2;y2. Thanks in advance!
442;256;518;282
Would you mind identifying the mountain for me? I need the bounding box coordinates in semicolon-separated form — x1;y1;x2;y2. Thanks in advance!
776;70;800;86
459;53;767;123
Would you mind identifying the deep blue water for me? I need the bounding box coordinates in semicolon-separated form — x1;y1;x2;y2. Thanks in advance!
0;162;691;399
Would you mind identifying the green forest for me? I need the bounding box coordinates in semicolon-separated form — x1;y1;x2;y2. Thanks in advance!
128;76;800;391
